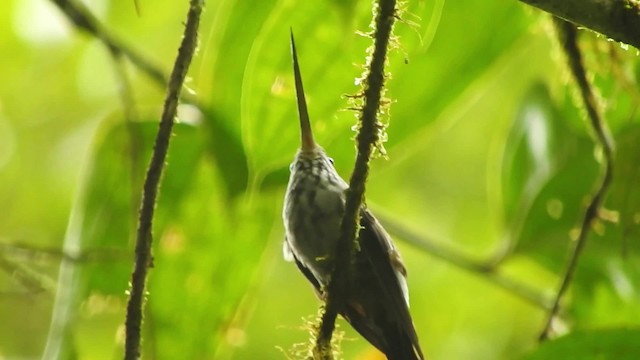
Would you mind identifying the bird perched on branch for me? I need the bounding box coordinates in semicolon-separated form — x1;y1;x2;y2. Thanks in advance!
282;30;425;360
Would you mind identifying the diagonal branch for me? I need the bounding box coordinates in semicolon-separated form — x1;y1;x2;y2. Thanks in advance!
518;0;640;50
538;17;615;341
0;251;57;296
313;0;397;358
123;0;204;359
0;241;128;263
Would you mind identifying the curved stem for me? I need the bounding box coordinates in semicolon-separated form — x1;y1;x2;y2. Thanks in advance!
538;17;615;342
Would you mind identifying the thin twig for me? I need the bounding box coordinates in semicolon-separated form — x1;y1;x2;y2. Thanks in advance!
0;252;57;296
538;17;615;341
0;241;128;263
313;0;397;358
377;215;553;310
123;1;204;359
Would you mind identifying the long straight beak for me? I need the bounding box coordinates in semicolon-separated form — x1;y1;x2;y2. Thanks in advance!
290;29;316;152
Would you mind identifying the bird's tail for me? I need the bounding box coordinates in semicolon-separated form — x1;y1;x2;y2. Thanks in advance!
382;325;424;360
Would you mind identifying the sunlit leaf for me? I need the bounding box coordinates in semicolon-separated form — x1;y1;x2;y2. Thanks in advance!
368;31;552;254
239;1;369;178
521;328;640;360
3;0;640;359
44;119;203;359
149;162;278;358
504;83;597;268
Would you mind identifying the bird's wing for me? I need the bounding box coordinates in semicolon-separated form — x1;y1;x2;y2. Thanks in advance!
285;237;325;299
284;212;424;359
345;208;424;360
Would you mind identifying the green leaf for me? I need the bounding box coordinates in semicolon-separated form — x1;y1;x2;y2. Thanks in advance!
504;83;598;268
239;1;369;177
367;30;552;253
200;108;249;198
149;170;278;359
605;124;640;253
388;0;534;148
502;84;566;226
522;328;640;360
44;119;204;359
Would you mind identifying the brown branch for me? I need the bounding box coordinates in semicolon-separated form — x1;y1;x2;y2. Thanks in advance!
518;0;640;50
312;0;397;358
538;18;615;341
123;0;204;359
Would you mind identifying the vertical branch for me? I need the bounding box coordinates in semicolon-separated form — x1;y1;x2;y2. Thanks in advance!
538;18;615;341
123;0;204;359
313;0;397;358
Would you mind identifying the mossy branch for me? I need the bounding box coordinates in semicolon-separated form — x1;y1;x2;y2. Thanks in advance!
519;0;640;50
123;0;204;359
538;17;615;341
312;0;397;358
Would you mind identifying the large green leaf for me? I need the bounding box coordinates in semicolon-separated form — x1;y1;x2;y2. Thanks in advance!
501;43;640;335
521;328;640;360
200;108;249;198
238;1;370;178
503;83;598;268
368;30;552;255
3;0;640;359
43;119;204;359
605;124;640;253
149;166;278;359
568;125;640;328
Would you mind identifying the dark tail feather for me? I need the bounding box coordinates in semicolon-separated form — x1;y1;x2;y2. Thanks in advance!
382;326;424;360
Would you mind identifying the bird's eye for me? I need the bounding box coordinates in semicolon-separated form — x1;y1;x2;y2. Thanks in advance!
289;162;295;171
328;157;334;165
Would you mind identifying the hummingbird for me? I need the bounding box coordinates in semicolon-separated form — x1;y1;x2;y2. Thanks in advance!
282;30;425;360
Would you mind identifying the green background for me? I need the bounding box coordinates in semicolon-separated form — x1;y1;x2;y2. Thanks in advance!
1;0;639;359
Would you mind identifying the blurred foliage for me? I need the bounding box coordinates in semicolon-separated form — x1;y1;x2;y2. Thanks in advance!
0;0;639;359
522;328;640;360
